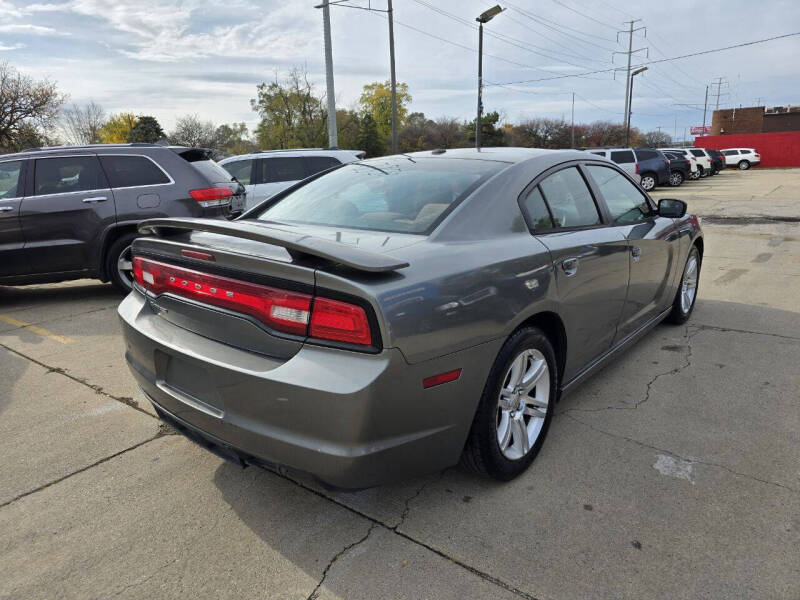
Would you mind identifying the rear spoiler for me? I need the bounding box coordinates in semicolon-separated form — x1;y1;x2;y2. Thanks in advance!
137;218;409;273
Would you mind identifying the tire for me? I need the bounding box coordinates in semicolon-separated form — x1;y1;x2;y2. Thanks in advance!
640;173;657;191
699;166;708;178
689;169;700;180
669;170;684;187
738;160;751;170
106;232;138;293
666;246;701;325
461;327;557;481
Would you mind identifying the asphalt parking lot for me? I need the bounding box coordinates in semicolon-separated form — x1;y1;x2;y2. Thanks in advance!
2;168;799;599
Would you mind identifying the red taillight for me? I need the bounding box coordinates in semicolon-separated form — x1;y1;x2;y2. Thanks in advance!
423;369;462;389
181;249;215;261
635;162;639;174
132;257;311;335
310;297;372;346
189;187;233;207
132;256;374;346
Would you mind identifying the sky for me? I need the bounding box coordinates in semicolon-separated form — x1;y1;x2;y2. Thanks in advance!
1;0;798;143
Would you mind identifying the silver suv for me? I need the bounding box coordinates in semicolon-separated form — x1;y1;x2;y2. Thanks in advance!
0;143;244;291
220;148;364;209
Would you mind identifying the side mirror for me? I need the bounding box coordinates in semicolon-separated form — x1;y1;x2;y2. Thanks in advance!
658;198;687;218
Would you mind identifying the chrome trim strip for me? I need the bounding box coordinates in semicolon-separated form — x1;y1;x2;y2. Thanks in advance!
155;379;224;419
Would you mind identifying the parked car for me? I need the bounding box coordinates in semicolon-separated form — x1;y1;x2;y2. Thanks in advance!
586;148;669;191
219;149;365;209
706;148;725;174
661;151;691;186
721;148;761;170
662;147;713;178
120;147;703;489
0;143;243;292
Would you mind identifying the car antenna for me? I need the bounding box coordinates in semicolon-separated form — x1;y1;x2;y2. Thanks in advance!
431;148;446;155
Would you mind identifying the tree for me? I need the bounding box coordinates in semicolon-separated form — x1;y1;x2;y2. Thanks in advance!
397;111;431;153
429;117;467;149
0;62;64;152
359;81;412;145
215;122;256;154
465;111;506;147
168;114;218;148
336;109;361;151
99;113;137;144
357;113;382;158
251;67;327;150
60;101;105;145
130;115;165;143
642;129;672;148
508;118;572;149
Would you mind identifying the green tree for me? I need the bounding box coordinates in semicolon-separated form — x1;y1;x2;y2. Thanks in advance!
215;122;256;154
251;67;327;149
465;111;506;147
335;109;361;151
99;113;137;144
357;113;382;158
359;81;411;144
129;115;165;143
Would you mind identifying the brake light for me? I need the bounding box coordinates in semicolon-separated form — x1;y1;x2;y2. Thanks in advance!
189;187;233;207
132;257;374;346
635;162;639;174
310;297;372;346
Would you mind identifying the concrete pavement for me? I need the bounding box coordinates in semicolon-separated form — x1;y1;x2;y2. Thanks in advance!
1;168;798;599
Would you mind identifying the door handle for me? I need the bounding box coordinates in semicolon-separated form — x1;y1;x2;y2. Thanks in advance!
82;196;107;203
631;246;642;262
561;257;579;277
0;206;14;212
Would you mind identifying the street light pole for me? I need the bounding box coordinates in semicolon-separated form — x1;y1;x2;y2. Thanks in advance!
475;5;504;151
387;0;398;154
571;91;575;148
625;66;648;146
321;0;338;149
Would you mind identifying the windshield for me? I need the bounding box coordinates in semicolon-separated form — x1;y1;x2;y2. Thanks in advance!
256;157;504;234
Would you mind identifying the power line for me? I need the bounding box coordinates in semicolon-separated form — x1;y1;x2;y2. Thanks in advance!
488;31;800;86
500;1;618;50
549;0;618;30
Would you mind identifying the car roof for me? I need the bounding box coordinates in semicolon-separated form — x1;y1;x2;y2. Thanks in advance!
2;143;204;160
221;148;364;163
400;147;584;164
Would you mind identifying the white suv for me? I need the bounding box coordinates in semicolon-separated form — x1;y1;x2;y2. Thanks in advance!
721;148;761;170
220;149;364;209
661;148;713;178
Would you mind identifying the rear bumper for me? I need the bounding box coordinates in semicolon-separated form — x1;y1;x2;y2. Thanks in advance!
119;290;495;489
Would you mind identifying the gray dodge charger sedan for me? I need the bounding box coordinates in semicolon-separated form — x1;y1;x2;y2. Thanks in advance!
119;148;703;489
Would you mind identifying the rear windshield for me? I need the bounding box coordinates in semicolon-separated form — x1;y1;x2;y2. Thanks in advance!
256;157;504;234
191;159;235;184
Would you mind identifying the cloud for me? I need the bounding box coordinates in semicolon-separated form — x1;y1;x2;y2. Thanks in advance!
0;23;65;35
0;43;24;51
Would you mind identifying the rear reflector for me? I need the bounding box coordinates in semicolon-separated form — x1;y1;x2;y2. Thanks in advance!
423;369;462;389
181;249;215;261
132;256;374;346
189;187;233;207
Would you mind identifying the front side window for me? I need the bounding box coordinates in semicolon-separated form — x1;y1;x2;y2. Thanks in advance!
538;167;600;228
587;165;651;224
0;160;23;198
257;157;503;234
590;151;605;156
100;155;169;188
260;157;307;183
34;156;105;196
222;159;253;185
610;150;635;164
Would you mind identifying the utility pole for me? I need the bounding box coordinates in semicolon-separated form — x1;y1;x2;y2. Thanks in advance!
614;20;646;134
571;91;575;148
711;77;729;111
656;126;662;147
321;0;338;148
673;115;677;143
701;85;708;134
387;0;398;154
476;20;484;150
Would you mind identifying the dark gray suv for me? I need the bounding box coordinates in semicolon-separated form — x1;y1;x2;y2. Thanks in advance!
0;143;244;291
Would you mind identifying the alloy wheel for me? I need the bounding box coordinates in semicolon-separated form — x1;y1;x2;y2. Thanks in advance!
117;245;134;290
496;348;550;460
738;160;750;170
669;172;683;186
680;255;698;313
641;175;656;191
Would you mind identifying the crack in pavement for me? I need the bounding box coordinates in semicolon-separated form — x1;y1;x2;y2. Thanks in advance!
0;433;170;509
306;523;377;600
691;322;800;342
562;413;798;494
391;469;451;530
0;341;154;419
110;557;180;598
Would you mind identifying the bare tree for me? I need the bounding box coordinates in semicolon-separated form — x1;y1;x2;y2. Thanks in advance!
169;114;219;148
60;101;105;145
0;62;65;151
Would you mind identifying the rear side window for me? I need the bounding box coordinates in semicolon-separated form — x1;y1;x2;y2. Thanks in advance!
304;156;341;176
610;150;635;164
222;159;254;185
635;150;658;160
539;167;600;228
519;186;554;230
261;157;307;183
690;149;705;157
0;160;23;198
100;155;169;188
722;150;737;155
587;165;651;224
34;156;106;196
190;160;233;184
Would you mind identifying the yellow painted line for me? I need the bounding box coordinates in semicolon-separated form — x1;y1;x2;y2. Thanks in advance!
0;314;74;344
